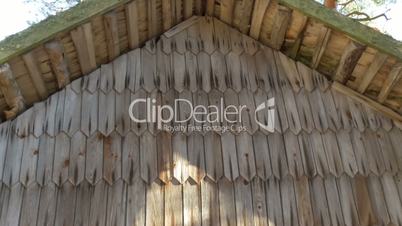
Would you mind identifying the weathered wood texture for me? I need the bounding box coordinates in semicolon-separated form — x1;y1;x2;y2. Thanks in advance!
0;174;400;226
0;0;401;121
0;64;24;119
0;15;402;226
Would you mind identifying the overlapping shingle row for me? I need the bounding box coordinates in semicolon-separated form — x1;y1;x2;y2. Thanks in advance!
0;18;401;226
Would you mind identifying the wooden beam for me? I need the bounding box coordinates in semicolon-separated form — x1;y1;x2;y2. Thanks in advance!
147;0;160;37
104;12;120;60
332;81;402;123
333;41;365;83
70;23;97;75
22;51;48;99
183;0;193;19
249;0;270;40
377;64;402;103
0;0;131;65
194;0;203;15
174;0;183;24
164;16;200;38
278;0;402;62
126;1;140;49
287;37;303;59
269;5;291;50
233;0;254;34
45;41;70;88
311;25;331;69
0;64;25;119
286;15;308;59
220;0;234;25
357;52;387;93
161;0;173;31
206;0;215;16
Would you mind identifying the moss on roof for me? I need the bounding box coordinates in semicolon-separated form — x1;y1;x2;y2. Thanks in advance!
0;0;130;65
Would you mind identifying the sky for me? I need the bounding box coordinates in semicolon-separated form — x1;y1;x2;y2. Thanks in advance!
0;0;34;41
0;0;401;42
0;0;75;41
365;0;402;40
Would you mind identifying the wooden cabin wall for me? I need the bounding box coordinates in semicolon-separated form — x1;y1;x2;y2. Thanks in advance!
0;18;402;226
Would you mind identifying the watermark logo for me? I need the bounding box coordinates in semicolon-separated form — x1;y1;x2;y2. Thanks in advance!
128;97;275;133
254;98;275;133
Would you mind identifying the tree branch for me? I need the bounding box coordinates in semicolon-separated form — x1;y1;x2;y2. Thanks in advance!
338;0;354;7
338;0;355;11
346;10;391;22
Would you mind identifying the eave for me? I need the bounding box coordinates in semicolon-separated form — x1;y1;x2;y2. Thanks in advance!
279;0;402;62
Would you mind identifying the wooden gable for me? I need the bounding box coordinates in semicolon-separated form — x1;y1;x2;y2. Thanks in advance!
1;0;402;126
0;18;402;226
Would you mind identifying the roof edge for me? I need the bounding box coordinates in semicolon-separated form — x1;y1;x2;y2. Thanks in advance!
279;0;402;61
1;0;402;65
0;0;130;65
